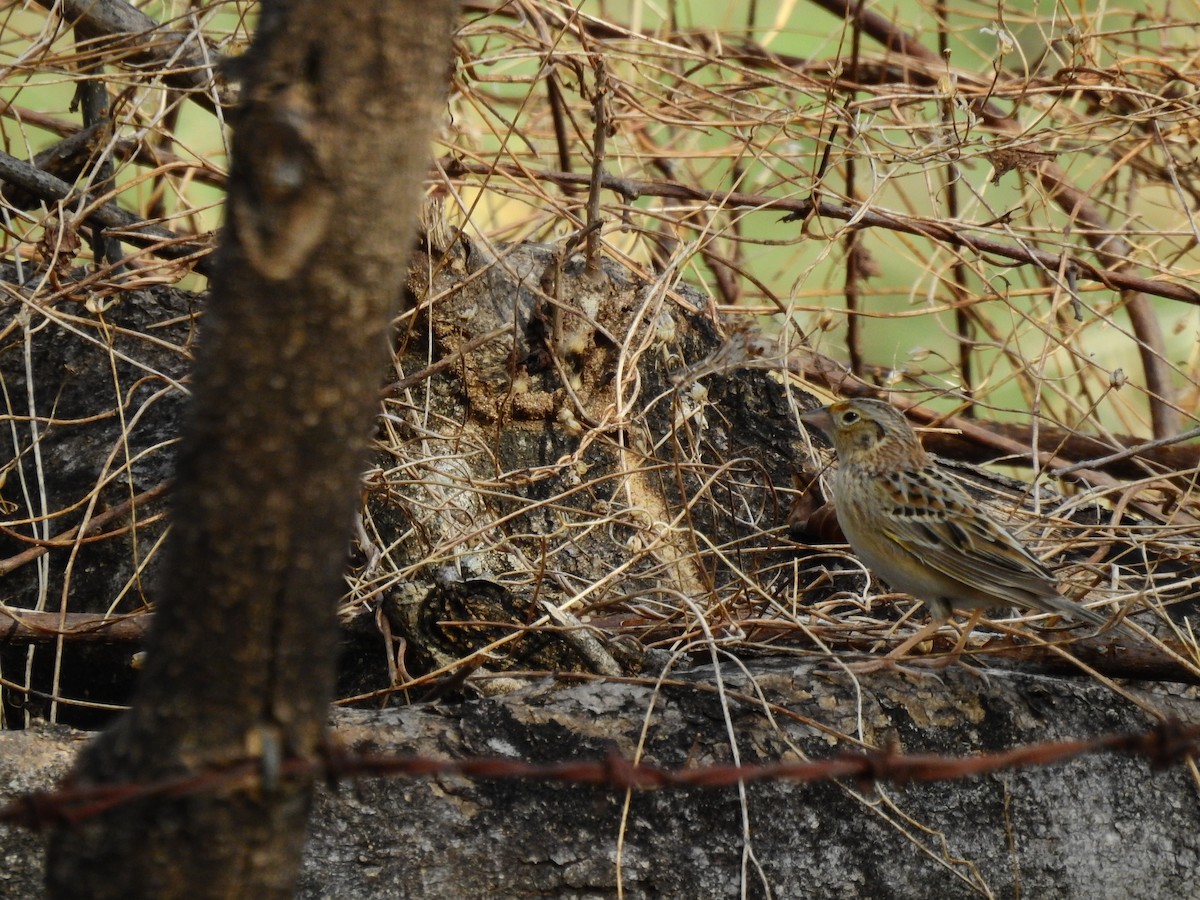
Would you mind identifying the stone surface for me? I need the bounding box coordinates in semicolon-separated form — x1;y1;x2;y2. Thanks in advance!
4;661;1195;898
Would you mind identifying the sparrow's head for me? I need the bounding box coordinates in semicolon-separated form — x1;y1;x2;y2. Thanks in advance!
801;398;926;469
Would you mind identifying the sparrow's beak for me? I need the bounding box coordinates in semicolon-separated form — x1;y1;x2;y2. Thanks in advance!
799;404;834;435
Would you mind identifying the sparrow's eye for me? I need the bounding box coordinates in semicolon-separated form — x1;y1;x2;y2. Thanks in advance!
840;410;859;425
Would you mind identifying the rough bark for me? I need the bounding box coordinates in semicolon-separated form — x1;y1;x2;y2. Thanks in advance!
41;1;454;896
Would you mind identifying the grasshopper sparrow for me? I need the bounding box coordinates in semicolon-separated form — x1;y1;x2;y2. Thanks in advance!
800;398;1110;658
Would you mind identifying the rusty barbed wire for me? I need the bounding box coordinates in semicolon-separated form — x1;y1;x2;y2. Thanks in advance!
4;717;1196;831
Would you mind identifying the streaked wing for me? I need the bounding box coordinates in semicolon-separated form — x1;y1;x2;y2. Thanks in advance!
875;467;1058;600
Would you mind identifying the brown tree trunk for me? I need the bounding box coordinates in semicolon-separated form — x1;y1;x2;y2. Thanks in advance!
44;2;454;896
